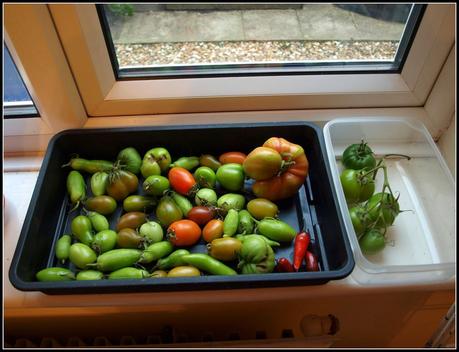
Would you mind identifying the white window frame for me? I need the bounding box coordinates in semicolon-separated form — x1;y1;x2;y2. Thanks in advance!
3;3;455;153
47;3;455;116
3;5;87;139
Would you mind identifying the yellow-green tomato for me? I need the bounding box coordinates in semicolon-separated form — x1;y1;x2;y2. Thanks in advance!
207;237;242;261
195;188;218;206
76;270;104;281
247;198;279;220
55;234;72;264
70;215;93;246
69;243;97;269
217;193;246;212
91;229;117;254
36;267;75;282
167;266;201;277
139;221;164;244
151;270;168;278
108;267;150;280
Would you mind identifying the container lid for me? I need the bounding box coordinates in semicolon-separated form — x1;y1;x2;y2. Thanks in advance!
323;117;455;286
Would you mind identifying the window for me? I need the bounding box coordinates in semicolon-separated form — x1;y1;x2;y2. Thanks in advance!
97;3;425;79
3;43;38;117
45;3;453;117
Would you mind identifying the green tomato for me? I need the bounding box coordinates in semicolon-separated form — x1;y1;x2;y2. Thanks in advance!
366;192;400;228
359;228;386;255
217;193;246;212
170;156;200;170
66;170;86;211
117;147;142;174
108;267;150;280
155;196;183;227
340;169;375;204
256;218;296;242
86;211;110;232
76;270;104;281
216;163;245;191
143;175;170;196
90;171;109;197
195;188;218;206
342;140;376;170
91;229;118;254
36;267;75;282
55;234;72;264
95;249;143;272
194;166;217;189
349;205;371;239
141;147;171;178
139;221;164;244
69;243;97;269
70;215;93;246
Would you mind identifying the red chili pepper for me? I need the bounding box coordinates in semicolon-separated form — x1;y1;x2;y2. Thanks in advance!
293;231;310;271
276;257;295;272
305;251;319;272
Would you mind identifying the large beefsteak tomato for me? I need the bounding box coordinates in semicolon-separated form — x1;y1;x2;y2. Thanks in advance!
251;137;309;201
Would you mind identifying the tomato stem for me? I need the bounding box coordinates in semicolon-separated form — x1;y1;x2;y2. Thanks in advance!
279;159;296;174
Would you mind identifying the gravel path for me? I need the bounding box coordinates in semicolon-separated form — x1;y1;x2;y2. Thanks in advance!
115;40;399;67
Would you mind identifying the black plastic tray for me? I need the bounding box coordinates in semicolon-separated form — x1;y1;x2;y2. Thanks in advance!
9;122;354;294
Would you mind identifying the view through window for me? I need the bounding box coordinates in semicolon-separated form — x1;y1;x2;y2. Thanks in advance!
99;3;423;77
3;43;38;117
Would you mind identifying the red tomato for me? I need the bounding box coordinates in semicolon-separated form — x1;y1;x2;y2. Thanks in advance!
167;220;202;247
219;152;247;165
187;206;215;226
168;167;197;196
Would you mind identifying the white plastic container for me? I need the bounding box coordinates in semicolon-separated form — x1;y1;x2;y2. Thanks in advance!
323;117;455;286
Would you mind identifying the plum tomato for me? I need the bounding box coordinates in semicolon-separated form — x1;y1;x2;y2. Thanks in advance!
166;220;202;247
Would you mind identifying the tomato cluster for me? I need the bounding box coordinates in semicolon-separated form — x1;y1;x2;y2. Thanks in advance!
36;139;315;283
340;140;407;256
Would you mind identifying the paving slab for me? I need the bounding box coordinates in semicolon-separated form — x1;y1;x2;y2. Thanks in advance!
242;9;302;41
297;4;405;41
110;5;406;44
116;10;244;44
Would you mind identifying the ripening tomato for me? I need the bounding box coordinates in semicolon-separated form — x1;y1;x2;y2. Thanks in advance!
106;169;139;201
202;219;224;243
219;151;247;165
251;137;309;201
187;206;215;226
243;147;282;181
168;167;197;196
166;220;202;247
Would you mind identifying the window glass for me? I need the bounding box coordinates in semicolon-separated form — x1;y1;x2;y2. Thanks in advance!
3;43;38;117
97;3;424;78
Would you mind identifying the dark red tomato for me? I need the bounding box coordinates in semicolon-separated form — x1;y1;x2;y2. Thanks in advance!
219;152;247;165
168;167;197;196
166;220;202;247
187;206;215;226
